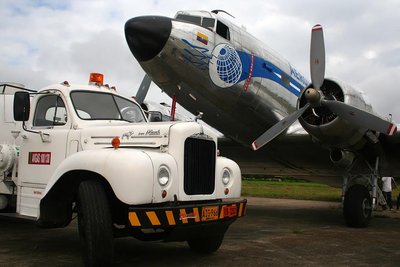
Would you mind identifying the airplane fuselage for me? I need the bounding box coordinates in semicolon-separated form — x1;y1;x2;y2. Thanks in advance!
126;11;308;146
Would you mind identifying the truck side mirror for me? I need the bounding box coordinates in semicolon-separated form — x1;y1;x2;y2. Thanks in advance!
14;91;30;121
148;111;162;122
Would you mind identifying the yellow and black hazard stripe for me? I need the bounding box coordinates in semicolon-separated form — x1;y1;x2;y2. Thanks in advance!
128;199;246;228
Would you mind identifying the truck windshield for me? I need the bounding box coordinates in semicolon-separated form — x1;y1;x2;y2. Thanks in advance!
70;91;145;123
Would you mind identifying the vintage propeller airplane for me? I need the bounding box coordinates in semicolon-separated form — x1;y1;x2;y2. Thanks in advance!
124;10;399;227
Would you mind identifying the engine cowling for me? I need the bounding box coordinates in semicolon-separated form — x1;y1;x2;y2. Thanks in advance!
330;148;355;167
298;78;373;149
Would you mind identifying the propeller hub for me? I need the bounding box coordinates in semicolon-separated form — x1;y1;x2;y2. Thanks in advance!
305;88;321;106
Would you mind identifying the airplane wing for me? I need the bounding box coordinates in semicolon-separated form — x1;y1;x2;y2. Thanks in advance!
219;128;400;188
218;134;340;186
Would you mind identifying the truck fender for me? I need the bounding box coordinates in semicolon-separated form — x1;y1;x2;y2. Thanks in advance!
43;149;155;204
215;157;242;198
38;148;155;228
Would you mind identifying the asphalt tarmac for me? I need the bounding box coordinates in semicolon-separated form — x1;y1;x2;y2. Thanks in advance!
0;197;399;266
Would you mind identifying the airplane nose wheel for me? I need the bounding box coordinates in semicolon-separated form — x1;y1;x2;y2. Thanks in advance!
343;184;372;228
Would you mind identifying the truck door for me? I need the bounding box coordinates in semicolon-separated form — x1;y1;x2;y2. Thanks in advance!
18;93;71;216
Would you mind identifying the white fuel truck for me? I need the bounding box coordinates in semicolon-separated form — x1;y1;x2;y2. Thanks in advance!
0;74;246;266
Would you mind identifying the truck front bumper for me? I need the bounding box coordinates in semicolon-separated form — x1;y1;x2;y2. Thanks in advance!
127;199;247;229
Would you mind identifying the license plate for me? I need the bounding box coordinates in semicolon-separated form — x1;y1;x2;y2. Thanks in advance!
201;206;219;221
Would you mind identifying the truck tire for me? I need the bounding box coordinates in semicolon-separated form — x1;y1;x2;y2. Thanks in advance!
343;184;372;228
187;234;224;253
77;180;113;266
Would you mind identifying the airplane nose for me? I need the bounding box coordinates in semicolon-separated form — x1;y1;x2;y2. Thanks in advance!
125;16;172;62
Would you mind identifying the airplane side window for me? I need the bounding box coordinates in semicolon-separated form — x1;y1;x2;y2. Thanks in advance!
216;21;230;40
202;18;215;29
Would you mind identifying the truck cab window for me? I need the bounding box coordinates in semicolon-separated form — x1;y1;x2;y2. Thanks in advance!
70;91;145;123
114;95;145;122
216;21;230;40
33;95;67;127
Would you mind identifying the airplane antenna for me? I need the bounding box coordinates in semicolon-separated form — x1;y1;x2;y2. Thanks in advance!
211;10;235;19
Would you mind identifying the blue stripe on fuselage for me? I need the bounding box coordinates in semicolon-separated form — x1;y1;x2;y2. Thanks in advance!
237;51;306;97
179;38;307;95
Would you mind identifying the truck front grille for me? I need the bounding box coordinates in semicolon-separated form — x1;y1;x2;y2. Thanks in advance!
184;137;216;195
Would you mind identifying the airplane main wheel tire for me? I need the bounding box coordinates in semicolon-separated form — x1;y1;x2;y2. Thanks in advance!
343;184;372;228
187;234;224;253
77;180;114;266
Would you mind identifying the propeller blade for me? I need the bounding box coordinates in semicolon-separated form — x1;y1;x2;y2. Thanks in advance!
322;100;397;135
310;24;325;90
252;103;311;151
135;74;152;104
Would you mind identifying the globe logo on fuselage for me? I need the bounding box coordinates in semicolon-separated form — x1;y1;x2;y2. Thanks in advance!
209;44;242;88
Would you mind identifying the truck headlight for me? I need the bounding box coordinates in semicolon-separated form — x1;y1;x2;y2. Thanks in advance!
222;168;231;185
158;166;170;186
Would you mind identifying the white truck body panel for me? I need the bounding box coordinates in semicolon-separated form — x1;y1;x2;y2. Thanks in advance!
19;185;45;217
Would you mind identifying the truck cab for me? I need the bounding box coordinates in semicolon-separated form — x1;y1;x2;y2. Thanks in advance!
0;74;246;266
15;80;148;216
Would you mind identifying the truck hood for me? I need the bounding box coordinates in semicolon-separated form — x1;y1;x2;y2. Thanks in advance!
80;122;174;150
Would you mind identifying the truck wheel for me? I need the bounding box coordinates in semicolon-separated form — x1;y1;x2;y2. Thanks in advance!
187;234;224;253
77;180;113;266
343;184;372;228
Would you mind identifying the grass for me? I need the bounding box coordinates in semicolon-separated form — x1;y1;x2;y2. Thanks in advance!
241;178;342;202
242;178;400;203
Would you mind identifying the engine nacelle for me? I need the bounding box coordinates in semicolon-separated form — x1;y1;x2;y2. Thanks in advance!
330;148;355;167
298;78;373;149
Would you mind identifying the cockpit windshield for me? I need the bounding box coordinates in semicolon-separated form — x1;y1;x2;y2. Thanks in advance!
175;14;215;30
175;13;230;40
70;91;145;123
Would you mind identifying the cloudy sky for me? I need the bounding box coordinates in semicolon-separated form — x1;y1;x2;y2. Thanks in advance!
1;0;399;120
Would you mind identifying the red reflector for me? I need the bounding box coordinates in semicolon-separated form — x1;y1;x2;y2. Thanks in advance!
162;190;167;198
111;137;120;149
224;188;229;195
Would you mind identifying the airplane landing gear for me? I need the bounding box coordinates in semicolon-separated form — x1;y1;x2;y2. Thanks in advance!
341;157;385;228
343;184;372;227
